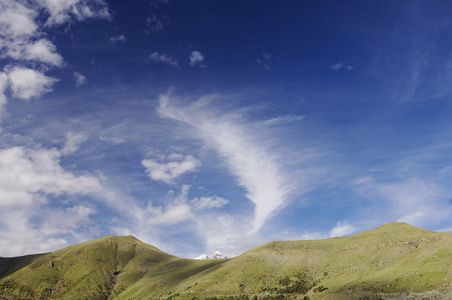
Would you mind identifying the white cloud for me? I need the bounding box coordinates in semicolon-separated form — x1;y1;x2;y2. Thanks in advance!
331;62;343;70
147;203;193;226
263;115;305;125
99;135;125;145
149;52;178;68
146;185;194;226
190;196;229;210
157;94;290;232
0;0;108;65
0;204;96;256
109;34;126;45
142;154;200;184
0;0;110;114
6;66;58;100
62;132;88;155
39;0;111;26
329;221;356;237
1;38;64;66
189;51;206;68
0;138;103;256
193;213;263;257
73;71;87;86
0;0;38;38
167;152;184;160
0;145;101;208
40;205;96;235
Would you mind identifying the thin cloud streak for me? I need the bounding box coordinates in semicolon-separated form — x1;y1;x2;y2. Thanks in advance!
157;93;291;233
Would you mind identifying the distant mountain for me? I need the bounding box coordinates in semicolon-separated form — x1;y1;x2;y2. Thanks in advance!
195;251;228;260
1;222;452;299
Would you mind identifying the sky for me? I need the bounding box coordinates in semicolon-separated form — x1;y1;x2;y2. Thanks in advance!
1;0;452;258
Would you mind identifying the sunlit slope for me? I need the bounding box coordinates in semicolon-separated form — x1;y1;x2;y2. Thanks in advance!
0;235;226;299
163;222;452;299
1;222;452;299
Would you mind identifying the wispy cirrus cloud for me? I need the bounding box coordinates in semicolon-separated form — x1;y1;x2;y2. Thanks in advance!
331;62;343;70
157;93;291;232
99;135;125;145
352;175;449;228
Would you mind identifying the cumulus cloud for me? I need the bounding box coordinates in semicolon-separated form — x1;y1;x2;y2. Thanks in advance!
157;94;290;232
0;0;110;111
0;0;38;38
0;0;109;64
39;205;96;235
147;203;193;226
0;132;104;256
189;51;206;68
39;0;111;26
142;153;200;184
1;38;64;67
0;145;101;208
5;66;58;100
0;204;96;256
149;52;178;68
73;71;87;86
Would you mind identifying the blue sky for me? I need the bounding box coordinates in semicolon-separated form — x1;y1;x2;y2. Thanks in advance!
1;0;452;258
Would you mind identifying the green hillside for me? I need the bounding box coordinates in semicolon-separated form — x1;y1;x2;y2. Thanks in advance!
1;222;452;299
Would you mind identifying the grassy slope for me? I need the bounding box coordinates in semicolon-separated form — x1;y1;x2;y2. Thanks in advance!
1;222;452;299
164;222;452;299
0;254;45;279
0;235;226;299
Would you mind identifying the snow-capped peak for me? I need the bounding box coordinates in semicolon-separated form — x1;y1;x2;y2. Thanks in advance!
195;251;227;260
211;251;227;259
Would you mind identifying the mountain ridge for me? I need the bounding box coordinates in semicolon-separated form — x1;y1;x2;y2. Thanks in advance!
1;222;452;299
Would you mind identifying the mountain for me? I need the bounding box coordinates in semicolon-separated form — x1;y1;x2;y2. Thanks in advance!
1;222;452;299
195;251;228;260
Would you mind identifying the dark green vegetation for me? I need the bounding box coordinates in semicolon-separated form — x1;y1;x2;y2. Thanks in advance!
1;222;452;299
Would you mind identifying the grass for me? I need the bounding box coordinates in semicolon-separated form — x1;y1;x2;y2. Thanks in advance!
1;222;452;299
